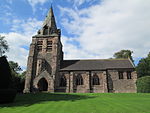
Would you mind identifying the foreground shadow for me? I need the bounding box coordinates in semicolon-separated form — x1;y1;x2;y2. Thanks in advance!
0;93;95;107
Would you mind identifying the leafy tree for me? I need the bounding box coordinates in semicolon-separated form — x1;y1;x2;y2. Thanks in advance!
9;61;22;77
0;35;9;57
136;52;150;78
113;50;134;62
20;71;26;79
13;72;25;93
9;61;26;92
136;76;150;93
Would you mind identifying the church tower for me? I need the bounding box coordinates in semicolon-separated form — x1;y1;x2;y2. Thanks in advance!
24;7;63;93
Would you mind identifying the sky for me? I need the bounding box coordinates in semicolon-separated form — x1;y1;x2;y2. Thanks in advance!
0;0;150;70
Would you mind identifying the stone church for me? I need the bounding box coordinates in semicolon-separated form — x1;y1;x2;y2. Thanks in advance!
24;7;137;93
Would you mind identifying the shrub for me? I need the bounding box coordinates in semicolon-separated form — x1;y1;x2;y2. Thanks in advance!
0;56;16;103
136;76;150;93
0;56;13;89
0;89;16;103
13;76;25;93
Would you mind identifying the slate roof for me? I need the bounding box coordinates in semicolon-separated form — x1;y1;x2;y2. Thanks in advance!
60;59;134;71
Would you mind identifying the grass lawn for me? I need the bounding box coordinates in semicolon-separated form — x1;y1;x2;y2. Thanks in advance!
0;93;150;113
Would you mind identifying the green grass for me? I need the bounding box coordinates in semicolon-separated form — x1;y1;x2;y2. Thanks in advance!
0;93;150;113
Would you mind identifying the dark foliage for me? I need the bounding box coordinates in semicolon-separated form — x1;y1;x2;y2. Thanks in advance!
136;76;150;93
0;89;16;103
8;61;25;93
0;56;16;103
13;76;25;93
136;52;150;78
0;56;13;89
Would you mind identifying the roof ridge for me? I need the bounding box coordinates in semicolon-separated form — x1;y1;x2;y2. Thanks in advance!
63;58;129;61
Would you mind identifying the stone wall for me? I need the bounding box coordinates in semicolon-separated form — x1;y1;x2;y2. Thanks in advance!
91;71;108;93
55;69;137;93
107;69;137;93
56;71;108;93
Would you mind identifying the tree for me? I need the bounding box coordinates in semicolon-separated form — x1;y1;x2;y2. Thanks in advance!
113;50;134;62
0;56;16;103
9;61;26;92
20;71;26;79
9;61;22;77
13;71;26;93
0;35;9;57
136;52;150;78
136;76;150;93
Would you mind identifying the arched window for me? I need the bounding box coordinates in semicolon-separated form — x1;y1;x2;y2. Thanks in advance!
60;75;67;87
76;74;83;85
92;74;100;85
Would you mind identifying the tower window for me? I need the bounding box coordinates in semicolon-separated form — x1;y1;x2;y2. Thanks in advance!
37;41;43;52
37;41;43;45
47;47;52;52
76;74;83;85
47;41;52;45
92;74;100;85
47;41;52;52
127;71;132;79
118;71;123;79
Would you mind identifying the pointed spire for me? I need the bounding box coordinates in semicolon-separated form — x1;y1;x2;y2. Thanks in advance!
43;6;57;28
36;6;61;36
37;6;59;36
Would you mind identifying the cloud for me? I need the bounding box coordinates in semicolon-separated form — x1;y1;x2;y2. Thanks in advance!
11;18;42;35
0;4;13;24
27;0;50;12
67;0;97;8
61;36;101;59
2;33;30;68
1;0;150;70
60;0;150;60
1;18;42;70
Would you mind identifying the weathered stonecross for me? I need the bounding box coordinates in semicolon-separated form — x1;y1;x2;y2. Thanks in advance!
24;7;137;93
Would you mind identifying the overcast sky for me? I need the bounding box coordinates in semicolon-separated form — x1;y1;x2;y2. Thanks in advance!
0;0;150;70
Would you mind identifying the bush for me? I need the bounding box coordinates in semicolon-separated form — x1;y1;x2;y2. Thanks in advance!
13;76;25;93
0;56;13;89
136;76;150;93
0;56;16;103
0;89;16;103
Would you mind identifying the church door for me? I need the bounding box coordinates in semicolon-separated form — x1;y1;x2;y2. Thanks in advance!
38;78;48;91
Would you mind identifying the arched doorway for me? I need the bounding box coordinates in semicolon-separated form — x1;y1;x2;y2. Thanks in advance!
38;78;48;91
